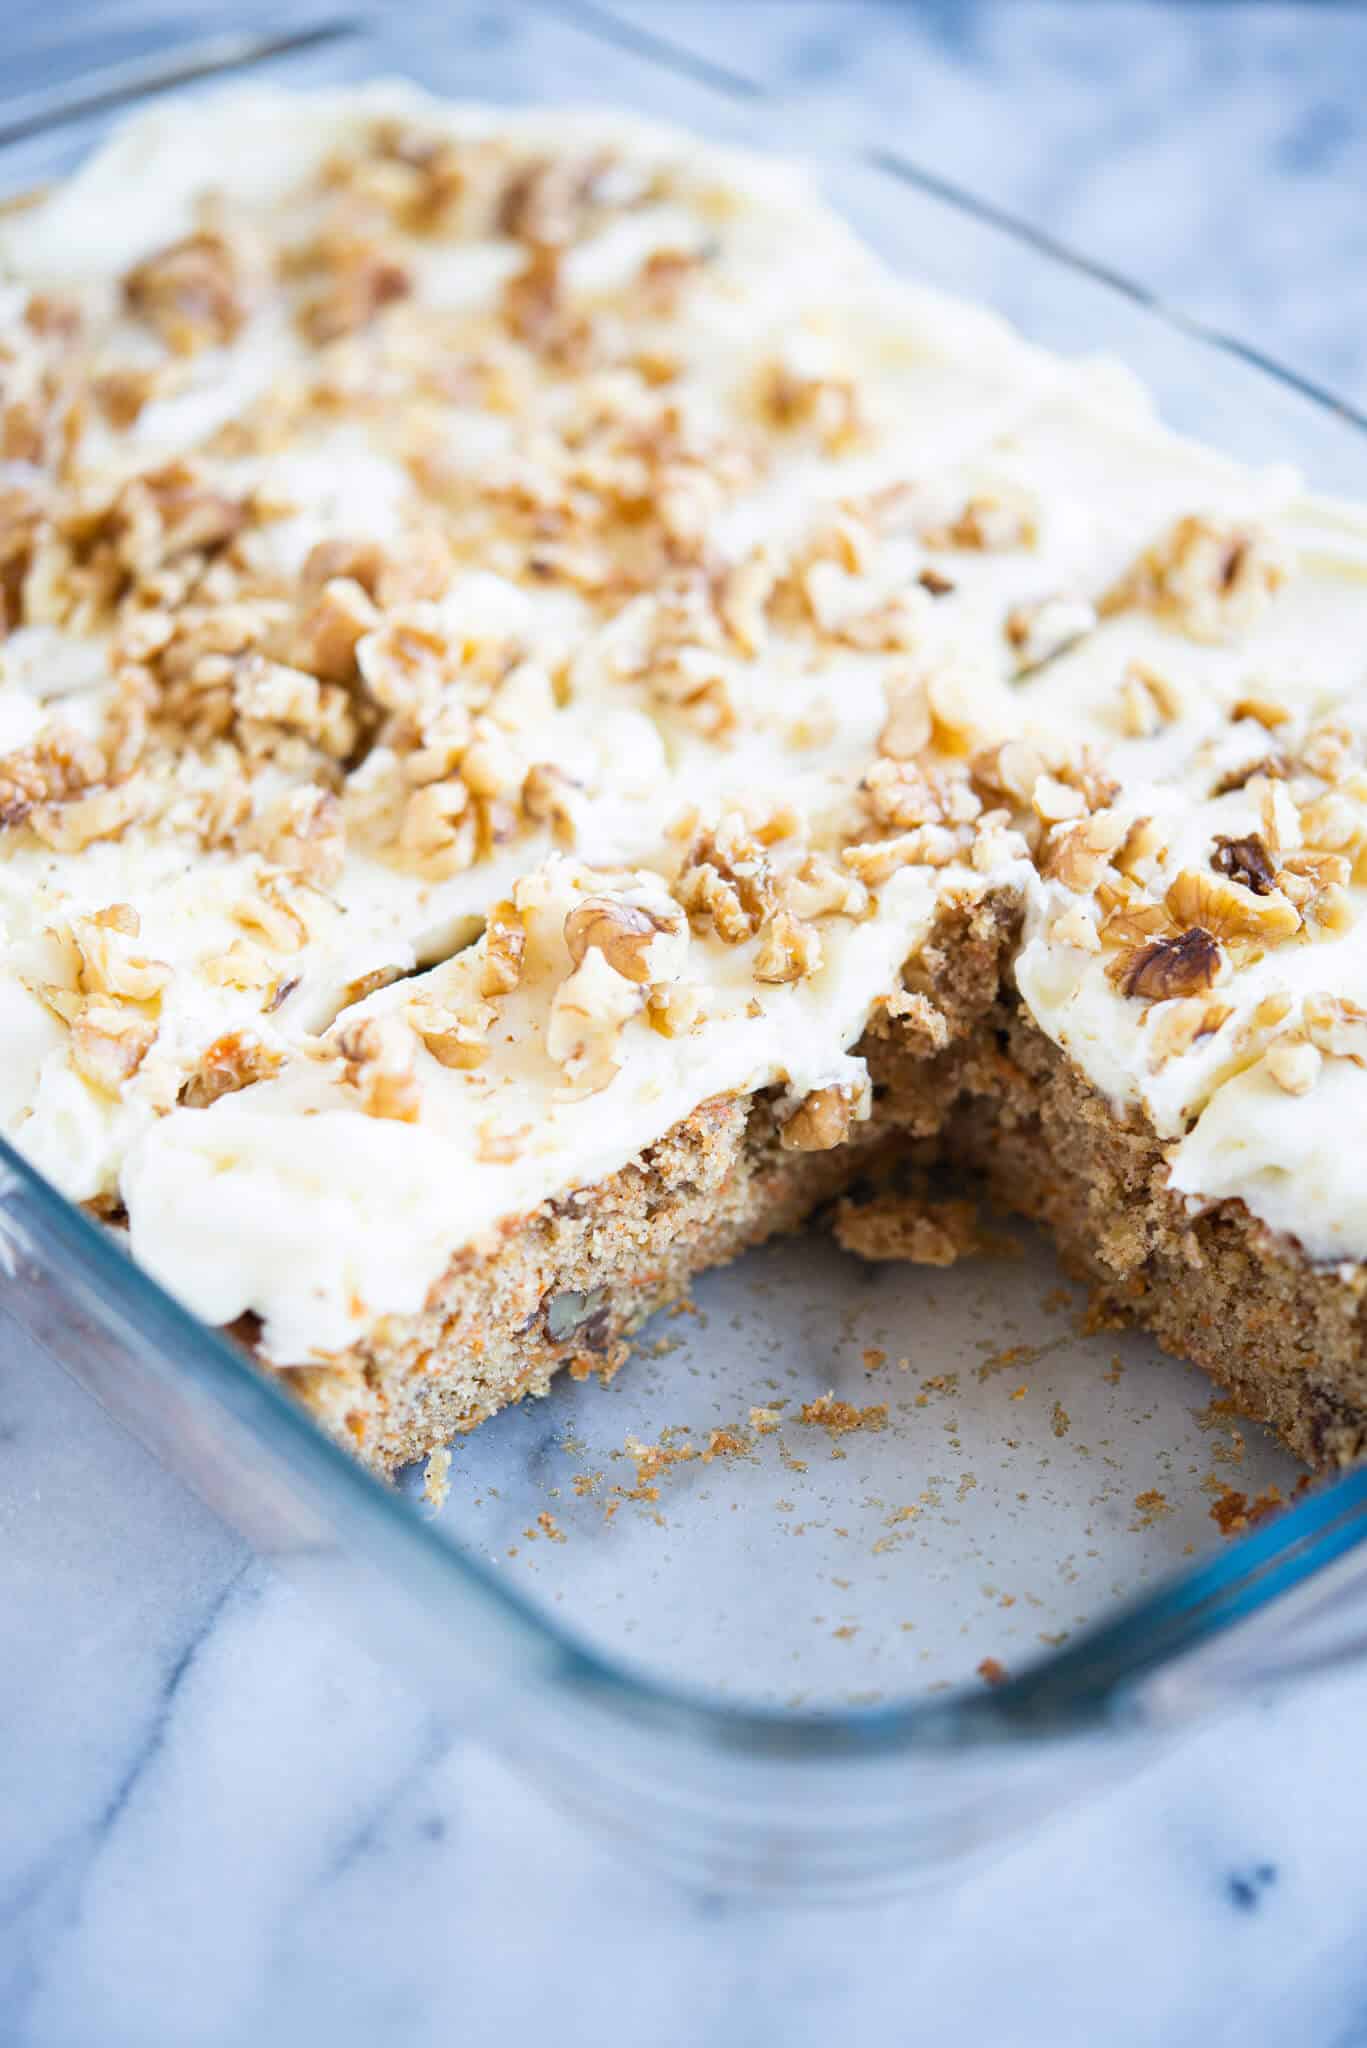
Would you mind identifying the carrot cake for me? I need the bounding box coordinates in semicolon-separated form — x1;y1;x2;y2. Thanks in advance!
2;83;1366;1473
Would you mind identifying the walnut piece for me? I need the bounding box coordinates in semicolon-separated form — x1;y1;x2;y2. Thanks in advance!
124;231;249;354
334;1016;421;1121
1109;927;1222;1001
675;817;775;942
547;948;644;1094
563;895;682;985
753;910;823;984
780;1079;866;1152
1148;997;1233;1062
1041;809;1129;892
479;900;526;998
1265;1040;1321;1096
1303;994;1367;1065
1104;515;1288;643
1004;593;1096;672
407;994;497;1071
1211;833;1276;896
69;1001;157;1094
1164;867;1299;942
181;1032;285;1107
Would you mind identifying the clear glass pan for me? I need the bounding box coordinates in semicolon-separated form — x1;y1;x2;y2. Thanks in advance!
6;1;1367;1899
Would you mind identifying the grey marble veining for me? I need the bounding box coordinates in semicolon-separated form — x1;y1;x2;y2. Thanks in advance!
6;4;1367;2042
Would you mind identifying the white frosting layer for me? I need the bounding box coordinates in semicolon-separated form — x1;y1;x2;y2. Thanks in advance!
3;83;1366;1362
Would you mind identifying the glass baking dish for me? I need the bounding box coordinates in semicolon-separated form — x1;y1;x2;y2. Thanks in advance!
7;0;1367;1899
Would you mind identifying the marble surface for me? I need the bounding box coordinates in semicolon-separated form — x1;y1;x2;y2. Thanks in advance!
7;4;1367;2042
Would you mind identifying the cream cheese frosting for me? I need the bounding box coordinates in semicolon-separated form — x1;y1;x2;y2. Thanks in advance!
3;83;1367;1362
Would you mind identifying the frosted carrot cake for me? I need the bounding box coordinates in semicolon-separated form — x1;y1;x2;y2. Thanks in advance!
2;84;1366;1472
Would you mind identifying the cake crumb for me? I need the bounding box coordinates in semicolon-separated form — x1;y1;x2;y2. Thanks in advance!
422;1446;452;1510
799;1393;889;1436
703;1426;748;1460
977;1656;1008;1687
1209;1482;1285;1536
1131;1487;1172;1529
862;1346;886;1372
833;1192;981;1267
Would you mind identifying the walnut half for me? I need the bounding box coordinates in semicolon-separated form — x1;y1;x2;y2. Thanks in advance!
780;1078;867;1152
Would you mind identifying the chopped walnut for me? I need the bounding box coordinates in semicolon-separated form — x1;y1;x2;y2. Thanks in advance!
296;576;380;682
753;910;823;984
1104;515;1289;642
521;762;582;847
69;1000;157;1094
1109;927;1222;1001
1111;816;1166;883
66;908;171;1003
181;1032;285;1107
861;755;943;832
1299;792;1362;853
547;948;644;1094
1148;996;1233;1062
783;852;868;922
877;671;932;761
234;653;356;763
1119;661;1182;737
201;938;278;992
1256;777;1302;855
334;1015;421;1121
675;817;775;942
251;787;345;888
124;231;249;354
1265;1040;1321;1096
397;780;476;877
25;777;146;853
1048;900;1102;952
780;1079;867;1152
0;724;106;831
1211;833;1276;895
1301;719;1356;784
843;826;958;884
921;485;1038;552
478;899;527;997
1164;867;1299;942
564;894;684;985
498;150;624;247
1041;808;1129;892
1031;773;1087;824
500;246;591;363
232;886;309;955
1005;593;1096;672
295;232;411;344
1303;994;1367;1065
1231;692;1291;730
1097;887;1173;949
1308;882;1354;937
756;361;866;454
717;548;776;656
407;993;497;1071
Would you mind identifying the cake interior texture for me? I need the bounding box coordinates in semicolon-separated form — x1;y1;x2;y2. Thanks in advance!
299;897;1367;1477
3;86;1367;1479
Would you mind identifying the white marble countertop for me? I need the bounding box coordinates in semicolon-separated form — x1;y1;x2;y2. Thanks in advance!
7;5;1367;2042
